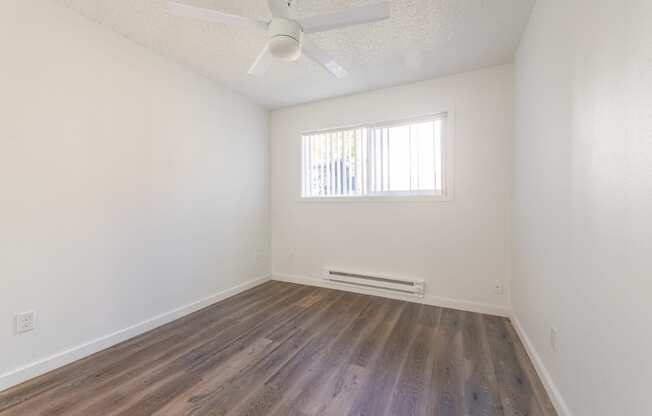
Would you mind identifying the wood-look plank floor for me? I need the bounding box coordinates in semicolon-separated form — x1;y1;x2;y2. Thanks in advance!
0;282;557;416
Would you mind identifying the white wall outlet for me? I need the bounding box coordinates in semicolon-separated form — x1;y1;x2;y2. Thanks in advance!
16;311;36;334
550;327;558;352
494;282;504;295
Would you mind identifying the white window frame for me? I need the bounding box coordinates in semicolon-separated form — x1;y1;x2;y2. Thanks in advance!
299;111;454;203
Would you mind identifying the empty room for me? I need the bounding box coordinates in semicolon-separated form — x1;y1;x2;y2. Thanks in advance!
1;0;650;415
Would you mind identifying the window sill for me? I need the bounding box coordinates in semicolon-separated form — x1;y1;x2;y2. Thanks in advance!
297;194;452;203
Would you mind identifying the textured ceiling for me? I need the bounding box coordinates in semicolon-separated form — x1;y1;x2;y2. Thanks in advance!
54;0;535;109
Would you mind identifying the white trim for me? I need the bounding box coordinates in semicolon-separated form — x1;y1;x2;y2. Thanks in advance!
297;194;451;203
272;273;510;318
510;314;573;416
0;275;271;392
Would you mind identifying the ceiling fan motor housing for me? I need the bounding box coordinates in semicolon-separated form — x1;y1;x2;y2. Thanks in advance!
268;18;303;61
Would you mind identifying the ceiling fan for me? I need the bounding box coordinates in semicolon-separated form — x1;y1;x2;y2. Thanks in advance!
167;0;391;78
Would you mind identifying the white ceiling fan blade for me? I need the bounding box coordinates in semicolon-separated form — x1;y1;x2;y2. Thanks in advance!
248;46;274;77
168;1;267;31
267;0;292;18
299;2;390;34
302;37;348;78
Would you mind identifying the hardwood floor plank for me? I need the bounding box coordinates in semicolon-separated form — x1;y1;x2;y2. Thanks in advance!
415;303;442;328
225;294;373;416
0;282;557;416
387;322;435;416
462;313;503;416
313;364;369;416
347;298;406;369
265;289;344;343
432;308;467;416
150;337;274;415
347;302;421;416
77;285;316;416
485;316;548;416
504;323;558;415
185;327;315;416
272;297;390;416
167;293;362;416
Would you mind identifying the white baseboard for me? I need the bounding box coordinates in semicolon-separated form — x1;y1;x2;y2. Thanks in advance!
510;314;572;416
272;273;511;317
0;275;271;392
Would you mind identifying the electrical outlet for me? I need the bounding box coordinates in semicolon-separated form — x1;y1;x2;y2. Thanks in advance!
16;311;36;334
550;327;558;352
494;282;504;295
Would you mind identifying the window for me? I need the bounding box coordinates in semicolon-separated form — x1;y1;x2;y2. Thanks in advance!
301;113;449;199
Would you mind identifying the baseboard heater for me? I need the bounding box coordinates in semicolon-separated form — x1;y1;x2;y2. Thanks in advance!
322;268;425;297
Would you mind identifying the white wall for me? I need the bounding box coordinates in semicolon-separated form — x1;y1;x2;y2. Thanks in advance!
0;0;269;389
271;65;514;315
513;0;652;415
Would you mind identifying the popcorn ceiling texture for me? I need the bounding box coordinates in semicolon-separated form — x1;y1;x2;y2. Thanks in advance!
54;0;534;108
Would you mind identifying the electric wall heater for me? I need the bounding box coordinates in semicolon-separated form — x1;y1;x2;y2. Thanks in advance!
323;268;425;297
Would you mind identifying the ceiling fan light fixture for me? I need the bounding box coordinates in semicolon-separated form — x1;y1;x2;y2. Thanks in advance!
268;35;301;61
267;18;303;61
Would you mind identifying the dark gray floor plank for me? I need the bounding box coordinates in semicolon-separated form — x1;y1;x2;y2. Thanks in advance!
485;316;547;416
432;308;467;416
462;313;503;416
